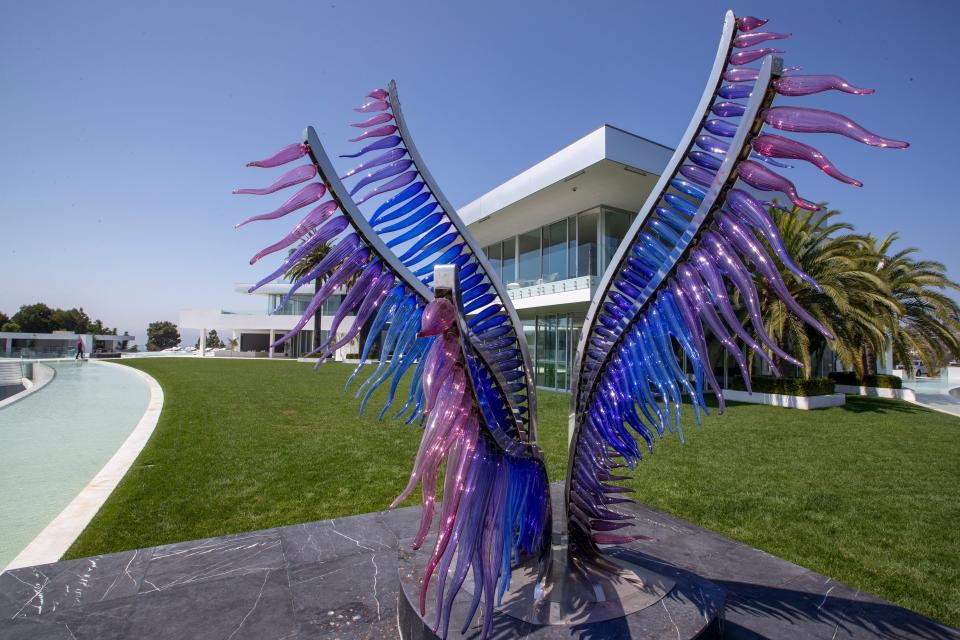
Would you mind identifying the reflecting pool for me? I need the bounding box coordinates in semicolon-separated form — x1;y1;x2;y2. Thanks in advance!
0;361;149;568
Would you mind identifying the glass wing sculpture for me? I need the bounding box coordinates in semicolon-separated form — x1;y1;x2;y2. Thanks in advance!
233;10;906;638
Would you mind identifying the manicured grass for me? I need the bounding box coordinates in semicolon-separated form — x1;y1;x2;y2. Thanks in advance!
65;359;959;626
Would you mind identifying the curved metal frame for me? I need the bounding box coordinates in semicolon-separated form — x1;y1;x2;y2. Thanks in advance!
388;81;540;444
568;11;735;430
565;12;782;542
303;125;433;302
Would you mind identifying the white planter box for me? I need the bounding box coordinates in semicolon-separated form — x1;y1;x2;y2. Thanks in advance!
721;388;845;410
833;384;916;402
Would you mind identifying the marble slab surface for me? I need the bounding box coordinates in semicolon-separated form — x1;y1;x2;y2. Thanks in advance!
1;485;956;639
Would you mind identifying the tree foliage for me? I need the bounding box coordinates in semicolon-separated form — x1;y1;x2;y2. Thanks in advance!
195;330;225;349
742;203;960;378
6;302;120;335
147;321;180;351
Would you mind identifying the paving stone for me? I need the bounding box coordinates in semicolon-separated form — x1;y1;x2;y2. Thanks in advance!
0;484;953;639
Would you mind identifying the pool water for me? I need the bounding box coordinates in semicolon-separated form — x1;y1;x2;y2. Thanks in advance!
0;361;149;568
902;375;960;417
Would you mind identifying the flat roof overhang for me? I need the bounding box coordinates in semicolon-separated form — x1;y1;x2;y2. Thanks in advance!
460;125;672;245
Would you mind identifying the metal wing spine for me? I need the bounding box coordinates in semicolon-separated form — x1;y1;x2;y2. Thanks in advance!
386;81;539;443
565;9;907;553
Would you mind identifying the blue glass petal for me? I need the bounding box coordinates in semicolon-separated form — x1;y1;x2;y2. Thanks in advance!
689;150;723;171
375;200;437;233
370;183;425;224
704;118;738;138
387;213;444;249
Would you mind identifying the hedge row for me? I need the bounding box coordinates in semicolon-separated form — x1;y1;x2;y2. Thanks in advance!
727;375;835;397
827;371;903;389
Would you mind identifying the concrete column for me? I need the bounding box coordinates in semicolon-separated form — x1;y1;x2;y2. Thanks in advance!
269;329;275;358
201;327;206;357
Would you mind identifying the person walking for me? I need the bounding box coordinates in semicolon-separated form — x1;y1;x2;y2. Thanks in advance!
75;337;85;360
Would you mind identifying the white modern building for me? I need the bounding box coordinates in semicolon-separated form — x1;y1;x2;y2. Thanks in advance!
182;125;672;377
0;331;135;359
463;125;672;388
179;282;350;359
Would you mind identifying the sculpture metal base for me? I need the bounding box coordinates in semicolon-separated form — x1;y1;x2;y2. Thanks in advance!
461;532;675;625
398;494;725;639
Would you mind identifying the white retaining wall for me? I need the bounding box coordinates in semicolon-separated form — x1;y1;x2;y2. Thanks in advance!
833;384;916;402
722;388;846;410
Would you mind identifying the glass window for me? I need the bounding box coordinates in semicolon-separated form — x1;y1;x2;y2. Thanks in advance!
523;320;536;381
536;315;557;388
577;210;599;277
556;314;569;389
567;217;577;280
602;208;631;272
541;220;567;283
322;294;342;316
484;244;502;284
517;229;540;285
502;238;517;285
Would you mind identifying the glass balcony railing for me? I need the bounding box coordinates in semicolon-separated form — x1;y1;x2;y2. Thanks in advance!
505;275;597;300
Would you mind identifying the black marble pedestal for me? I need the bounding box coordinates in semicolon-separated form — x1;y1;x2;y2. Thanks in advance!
1;483;957;639
396;486;724;639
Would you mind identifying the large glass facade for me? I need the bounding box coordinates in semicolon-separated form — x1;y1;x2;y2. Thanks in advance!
603;209;631;268
517;229;540;285
525;313;581;390
268;293;342;317
577;209;599;277
541;220;567;282
502;239;516;285
483;206;633;286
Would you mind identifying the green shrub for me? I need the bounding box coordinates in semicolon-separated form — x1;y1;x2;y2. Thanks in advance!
827;371;902;389
728;375;835;396
865;374;902;389
827;371;860;386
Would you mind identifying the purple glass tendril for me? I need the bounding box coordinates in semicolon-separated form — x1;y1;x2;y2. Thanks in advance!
419;298;457;337
248;200;339;265
736;15;768;32
246;142;307;168
339;135;403;159
340;148;408;180
736;160;820;211
723;67;760;83
355;171;419;205
350;112;395;128
732;31;790;49
751;134;862;186
348;124;398;143
234;182;327;228
764;106;909;148
725;189;821;292
712;100;747;117
233;164;316;196
348;159;414;196
354;99;389;113
729;47;783;66
774;74;874;97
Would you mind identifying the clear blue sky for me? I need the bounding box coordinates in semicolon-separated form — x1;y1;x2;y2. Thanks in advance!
1;1;956;345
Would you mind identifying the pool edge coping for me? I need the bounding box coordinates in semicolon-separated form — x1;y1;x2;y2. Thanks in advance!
0;362;57;409
3;360;165;571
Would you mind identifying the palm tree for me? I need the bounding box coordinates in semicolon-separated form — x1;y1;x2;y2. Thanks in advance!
285;237;331;353
867;233;960;376
747;204;896;379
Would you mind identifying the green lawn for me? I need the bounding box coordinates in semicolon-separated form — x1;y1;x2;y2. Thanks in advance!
65;359;959;626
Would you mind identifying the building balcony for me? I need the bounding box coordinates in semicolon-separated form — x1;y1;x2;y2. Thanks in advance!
504;275;598;312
